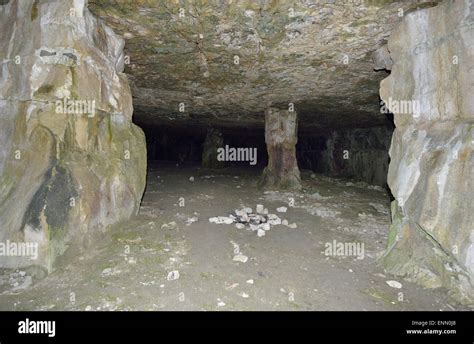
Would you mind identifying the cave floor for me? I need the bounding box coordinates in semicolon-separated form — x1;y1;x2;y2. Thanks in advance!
0;162;462;311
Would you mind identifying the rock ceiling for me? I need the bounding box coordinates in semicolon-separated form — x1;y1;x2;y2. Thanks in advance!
90;0;439;131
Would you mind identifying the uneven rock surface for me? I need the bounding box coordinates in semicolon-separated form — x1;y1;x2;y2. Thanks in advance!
89;1;437;130
0;0;146;270
379;0;474;302
299;127;391;186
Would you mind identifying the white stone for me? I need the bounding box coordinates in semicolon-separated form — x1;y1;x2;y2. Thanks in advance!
257;229;266;237
189;176;194;181
235;209;247;217
256;204;264;214
233;254;248;263
235;223;245;229
249;223;259;231
267;214;282;225
246;279;254;284
161;221;177;230
288;223;297;229
386;280;402;289
209;216;233;224
276;206;287;213
186;216;198;225
282;219;289;226
167;270;180;281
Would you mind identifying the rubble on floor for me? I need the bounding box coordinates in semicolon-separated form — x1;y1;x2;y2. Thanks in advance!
209;204;297;236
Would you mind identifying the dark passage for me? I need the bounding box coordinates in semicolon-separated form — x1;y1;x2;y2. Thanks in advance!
135;120;394;187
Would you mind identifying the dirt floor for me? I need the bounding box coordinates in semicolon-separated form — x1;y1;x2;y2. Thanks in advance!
0;162;467;311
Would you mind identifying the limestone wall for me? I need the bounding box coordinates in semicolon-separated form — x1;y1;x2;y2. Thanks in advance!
379;0;474;302
298;126;392;187
0;0;146;270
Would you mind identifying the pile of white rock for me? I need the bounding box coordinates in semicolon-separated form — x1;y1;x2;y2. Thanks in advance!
209;204;297;237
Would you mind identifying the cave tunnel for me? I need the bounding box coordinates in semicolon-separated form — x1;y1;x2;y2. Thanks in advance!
0;0;473;319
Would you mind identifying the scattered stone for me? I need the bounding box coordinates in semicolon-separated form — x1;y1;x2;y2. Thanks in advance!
211;205;284;236
217;300;226;307
167;270;180;281
233;254;248;263
257;229;266;237
282;219;289;226
85;305;92;311
185;216;198;225
287;223;297;229
209;216;233;224
225;283;239;290
189;176;194;182
235;209;247;217
276;206;287;213
249;223;259;231
240;292;249;298
101;268;112;277
267;214;282;225
161;221;177;230
386;280;402;289
246;279;254;284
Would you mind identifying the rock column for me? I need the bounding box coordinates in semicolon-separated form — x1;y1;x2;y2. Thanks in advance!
202;128;225;168
260;108;301;190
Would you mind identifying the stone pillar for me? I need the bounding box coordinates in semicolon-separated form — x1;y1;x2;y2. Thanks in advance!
260;108;301;190
202;128;225;168
379;0;473;303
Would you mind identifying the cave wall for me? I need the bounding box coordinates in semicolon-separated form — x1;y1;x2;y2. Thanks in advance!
298;126;392;187
0;0;146;270
379;0;474;302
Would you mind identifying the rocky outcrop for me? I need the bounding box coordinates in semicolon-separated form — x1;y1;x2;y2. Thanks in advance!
298;126;392;187
379;0;474;303
260;108;301;190
0;0;146;271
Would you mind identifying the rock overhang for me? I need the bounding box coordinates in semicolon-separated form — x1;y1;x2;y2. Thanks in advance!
90;1;440;131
